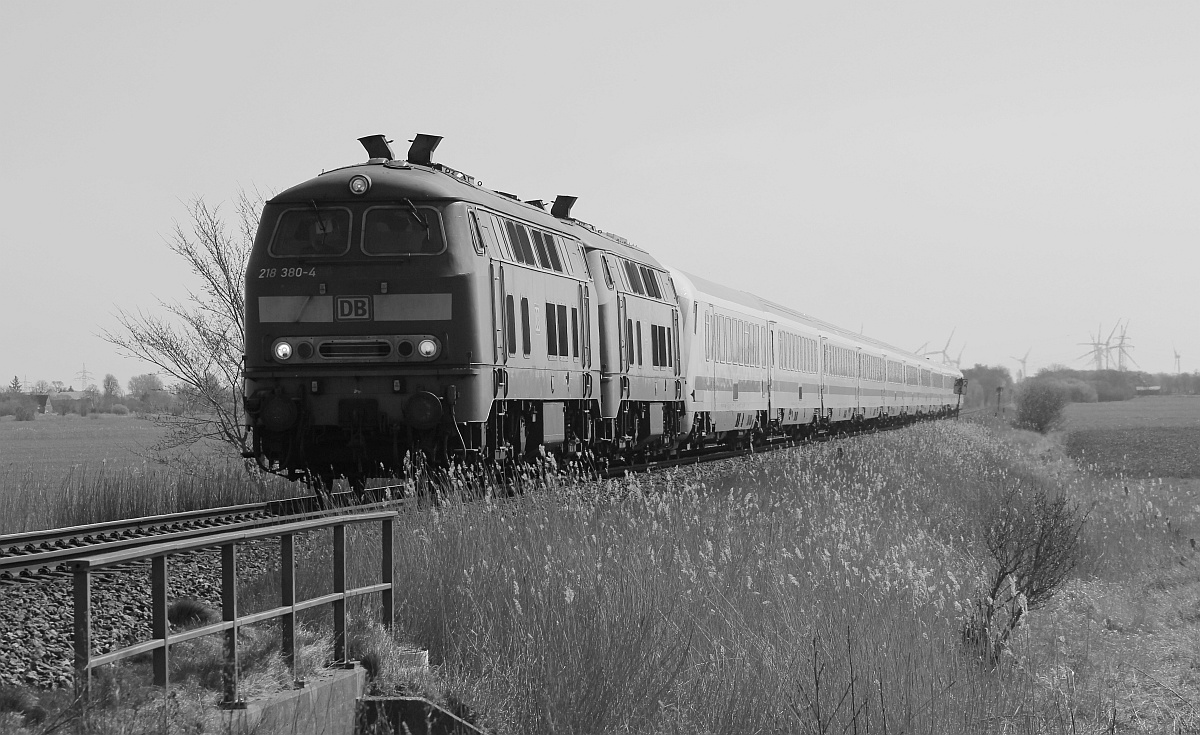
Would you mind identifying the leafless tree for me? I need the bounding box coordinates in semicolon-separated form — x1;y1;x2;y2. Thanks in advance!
104;189;263;461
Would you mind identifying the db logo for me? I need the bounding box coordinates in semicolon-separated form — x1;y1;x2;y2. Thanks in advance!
335;296;371;321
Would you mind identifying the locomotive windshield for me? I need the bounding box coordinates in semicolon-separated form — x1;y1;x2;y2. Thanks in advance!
362;205;445;255
269;207;352;256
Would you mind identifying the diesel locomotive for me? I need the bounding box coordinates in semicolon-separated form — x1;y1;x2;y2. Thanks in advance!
242;134;964;487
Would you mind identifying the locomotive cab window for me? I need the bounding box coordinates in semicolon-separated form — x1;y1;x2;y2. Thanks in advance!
269;207;352;257
362;205;445;255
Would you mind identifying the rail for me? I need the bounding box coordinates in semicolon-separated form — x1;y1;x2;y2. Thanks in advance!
68;510;397;707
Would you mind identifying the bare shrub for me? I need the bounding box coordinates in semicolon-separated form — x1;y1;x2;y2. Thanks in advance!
104;190;263;462
964;485;1087;661
110;403;129;415
14;405;34;421
1014;379;1069;433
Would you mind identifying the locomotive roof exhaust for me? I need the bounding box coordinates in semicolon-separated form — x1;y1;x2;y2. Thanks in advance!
358;135;395;161
552;195;577;219
407;134;443;166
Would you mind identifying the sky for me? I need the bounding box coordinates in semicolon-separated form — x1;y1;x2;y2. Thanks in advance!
1;2;1197;390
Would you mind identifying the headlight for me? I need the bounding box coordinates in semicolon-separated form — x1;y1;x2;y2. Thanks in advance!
348;174;371;195
417;339;438;358
273;341;293;361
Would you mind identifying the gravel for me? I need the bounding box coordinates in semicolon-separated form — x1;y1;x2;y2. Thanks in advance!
0;539;286;690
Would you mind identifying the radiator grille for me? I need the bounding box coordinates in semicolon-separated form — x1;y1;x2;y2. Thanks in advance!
318;340;391;359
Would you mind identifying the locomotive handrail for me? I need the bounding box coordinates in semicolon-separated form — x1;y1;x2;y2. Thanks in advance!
68;510;397;707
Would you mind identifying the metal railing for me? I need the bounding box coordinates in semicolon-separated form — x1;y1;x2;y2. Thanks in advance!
68;510;396;706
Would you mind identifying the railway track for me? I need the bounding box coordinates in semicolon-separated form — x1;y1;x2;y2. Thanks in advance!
0;489;403;585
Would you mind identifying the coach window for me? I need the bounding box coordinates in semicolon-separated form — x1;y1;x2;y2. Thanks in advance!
271;207;352;257
520;298;531;356
362;206;445;255
505;296;517;355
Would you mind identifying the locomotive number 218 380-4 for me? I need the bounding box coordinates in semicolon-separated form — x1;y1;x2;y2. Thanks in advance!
258;267;317;278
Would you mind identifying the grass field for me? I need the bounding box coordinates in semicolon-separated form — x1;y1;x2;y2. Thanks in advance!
0;412;164;475
0;412;297;534
1064;396;1200;478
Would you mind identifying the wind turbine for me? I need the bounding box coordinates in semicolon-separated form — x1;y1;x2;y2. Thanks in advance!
1010;348;1031;381
1077;324;1108;371
1174;345;1182;374
1112;321;1137;371
924;329;957;364
953;344;966;368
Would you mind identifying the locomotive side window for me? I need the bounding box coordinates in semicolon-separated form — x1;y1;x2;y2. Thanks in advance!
530;230;552;269
362;206;445;255
640;266;662;299
504;221;533;265
546;302;559;356
505;296;517;355
467;211;486;255
571;307;579;359
270;207;352;257
476;212;509;259
623;261;646;295
636;321;643;366
599;255;615;288
521;298;531;356
626;320;635;366
540;233;565;272
557;305;569;357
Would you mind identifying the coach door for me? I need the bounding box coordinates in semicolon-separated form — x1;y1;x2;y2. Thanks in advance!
855;348;862;416
767;321;776;412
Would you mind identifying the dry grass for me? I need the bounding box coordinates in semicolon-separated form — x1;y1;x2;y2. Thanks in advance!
382;422;1158;734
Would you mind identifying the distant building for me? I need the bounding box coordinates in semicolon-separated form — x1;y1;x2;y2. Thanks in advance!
1135;386;1162;395
46;391;93;414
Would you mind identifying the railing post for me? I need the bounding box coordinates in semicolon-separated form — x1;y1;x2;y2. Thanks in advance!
381;517;394;631
221;542;243;707
72;565;91;707
151;555;169;690
280;533;296;682
333;524;347;664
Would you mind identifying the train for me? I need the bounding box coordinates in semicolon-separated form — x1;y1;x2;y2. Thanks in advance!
242;134;965;489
